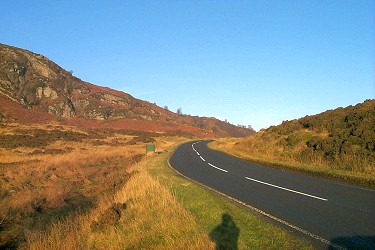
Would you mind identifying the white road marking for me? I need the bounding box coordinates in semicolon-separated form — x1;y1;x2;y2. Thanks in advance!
245;177;328;201
192;142;326;201
208;163;228;173
192;142;228;173
192;141;201;152
167;158;343;250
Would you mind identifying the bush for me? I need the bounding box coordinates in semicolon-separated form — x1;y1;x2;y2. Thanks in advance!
91;203;127;232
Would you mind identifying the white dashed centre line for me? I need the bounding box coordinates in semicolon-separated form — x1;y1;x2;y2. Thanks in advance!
208;163;228;173
245;177;328;201
193;141;227;173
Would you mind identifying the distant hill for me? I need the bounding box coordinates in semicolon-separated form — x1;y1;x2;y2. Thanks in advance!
233;100;375;176
0;43;254;137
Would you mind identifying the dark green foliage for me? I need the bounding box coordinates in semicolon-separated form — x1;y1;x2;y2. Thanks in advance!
303;100;375;161
23;89;39;105
286;134;302;147
18;64;27;77
262;100;375;171
35;79;45;89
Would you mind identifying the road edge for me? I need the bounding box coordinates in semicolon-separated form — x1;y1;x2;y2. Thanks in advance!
167;140;345;250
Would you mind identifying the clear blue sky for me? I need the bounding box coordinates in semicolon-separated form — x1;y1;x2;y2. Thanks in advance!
1;0;374;131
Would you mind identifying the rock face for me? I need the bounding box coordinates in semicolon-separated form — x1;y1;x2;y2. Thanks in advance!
0;43;255;137
0;44;80;118
37;86;58;100
0;44;143;120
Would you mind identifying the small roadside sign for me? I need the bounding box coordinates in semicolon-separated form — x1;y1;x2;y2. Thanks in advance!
146;143;155;153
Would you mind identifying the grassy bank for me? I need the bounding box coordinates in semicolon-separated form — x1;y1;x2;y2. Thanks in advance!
21;138;313;249
145;142;313;249
209;138;375;189
25;161;211;249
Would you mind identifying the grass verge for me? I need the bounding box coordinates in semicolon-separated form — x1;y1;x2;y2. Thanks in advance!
146;142;313;249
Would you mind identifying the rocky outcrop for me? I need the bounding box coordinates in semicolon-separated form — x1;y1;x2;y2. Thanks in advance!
73;99;90;109
101;93;130;105
0;43;255;137
48;99;75;118
36;86;58;100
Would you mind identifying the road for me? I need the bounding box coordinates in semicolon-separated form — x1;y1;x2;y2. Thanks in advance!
169;140;375;249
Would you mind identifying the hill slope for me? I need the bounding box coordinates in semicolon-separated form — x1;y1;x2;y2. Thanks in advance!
213;100;375;186
0;43;254;137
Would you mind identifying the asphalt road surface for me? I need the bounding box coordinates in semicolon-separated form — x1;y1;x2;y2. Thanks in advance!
169;140;375;249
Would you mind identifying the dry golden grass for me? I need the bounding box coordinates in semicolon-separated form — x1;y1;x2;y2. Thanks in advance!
2;145;142;204
92;167;212;249
0;123;151;248
23;159;213;249
1;122;211;249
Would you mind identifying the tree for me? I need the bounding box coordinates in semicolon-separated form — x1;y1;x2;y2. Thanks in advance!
177;107;182;115
163;105;169;110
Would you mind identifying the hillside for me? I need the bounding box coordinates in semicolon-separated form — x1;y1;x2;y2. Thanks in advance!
265;100;374;166
0;43;254;137
212;100;375;186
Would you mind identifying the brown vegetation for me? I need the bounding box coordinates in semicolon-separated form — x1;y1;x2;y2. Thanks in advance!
0;122;151;248
23;168;213;249
0;125;211;249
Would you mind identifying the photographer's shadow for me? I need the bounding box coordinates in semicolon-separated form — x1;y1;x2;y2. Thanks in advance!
209;213;240;250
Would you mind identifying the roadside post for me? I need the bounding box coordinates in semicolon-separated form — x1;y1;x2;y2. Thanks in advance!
146;143;155;154
145;143;155;166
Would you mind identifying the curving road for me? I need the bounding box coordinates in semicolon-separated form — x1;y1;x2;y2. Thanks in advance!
169;140;375;249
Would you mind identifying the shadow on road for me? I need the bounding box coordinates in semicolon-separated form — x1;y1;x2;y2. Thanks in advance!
209;213;240;250
328;235;375;249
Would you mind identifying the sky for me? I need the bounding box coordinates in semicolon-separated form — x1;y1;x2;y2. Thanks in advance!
1;0;374;131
